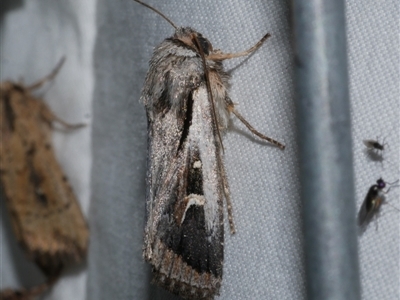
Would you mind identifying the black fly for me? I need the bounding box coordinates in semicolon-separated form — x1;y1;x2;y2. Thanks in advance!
358;178;399;231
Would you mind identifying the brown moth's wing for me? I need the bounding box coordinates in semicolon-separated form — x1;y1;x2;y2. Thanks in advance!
0;82;88;275
141;37;225;299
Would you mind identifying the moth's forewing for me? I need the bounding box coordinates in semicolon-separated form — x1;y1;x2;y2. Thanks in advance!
0;82;88;276
141;28;228;299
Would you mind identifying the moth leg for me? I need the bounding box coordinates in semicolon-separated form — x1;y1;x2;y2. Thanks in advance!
207;33;271;61
0;272;59;300
229;106;285;150
27;57;66;90
29;274;60;298
39;103;86;129
52;114;86;129
218;153;235;234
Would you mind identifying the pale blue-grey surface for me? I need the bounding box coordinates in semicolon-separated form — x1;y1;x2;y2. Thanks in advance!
0;1;398;300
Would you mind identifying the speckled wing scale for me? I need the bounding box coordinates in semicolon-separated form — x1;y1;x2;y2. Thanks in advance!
0;58;89;299
134;1;285;299
142;27;226;299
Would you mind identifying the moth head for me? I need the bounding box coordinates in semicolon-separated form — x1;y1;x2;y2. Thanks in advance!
132;1;214;57
173;27;213;56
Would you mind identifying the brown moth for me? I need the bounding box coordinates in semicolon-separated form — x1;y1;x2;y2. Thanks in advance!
0;58;89;299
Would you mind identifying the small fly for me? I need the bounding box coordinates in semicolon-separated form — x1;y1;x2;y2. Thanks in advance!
358;178;399;231
363;137;387;161
363;139;386;151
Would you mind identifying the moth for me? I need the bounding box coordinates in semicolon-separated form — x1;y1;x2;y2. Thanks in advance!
134;1;285;299
357;178;399;230
0;58;89;299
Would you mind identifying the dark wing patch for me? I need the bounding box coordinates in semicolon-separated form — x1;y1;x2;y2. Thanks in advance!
158;148;222;277
177;91;194;152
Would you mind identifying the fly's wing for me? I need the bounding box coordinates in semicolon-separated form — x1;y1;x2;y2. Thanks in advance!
363;140;374;149
0;82;88;275
141;40;225;298
357;185;383;229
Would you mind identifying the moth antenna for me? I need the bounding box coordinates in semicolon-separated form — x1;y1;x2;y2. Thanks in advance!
27;56;66;90
207;33;271;61
133;0;178;29
231;109;285;150
191;33;225;152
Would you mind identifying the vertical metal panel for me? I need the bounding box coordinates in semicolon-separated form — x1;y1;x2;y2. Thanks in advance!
292;0;361;299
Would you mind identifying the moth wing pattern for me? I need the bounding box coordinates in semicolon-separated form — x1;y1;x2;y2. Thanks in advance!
141;28;232;299
0;81;89;276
